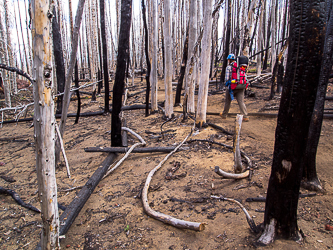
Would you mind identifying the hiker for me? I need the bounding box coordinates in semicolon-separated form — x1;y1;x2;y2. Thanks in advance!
220;54;249;122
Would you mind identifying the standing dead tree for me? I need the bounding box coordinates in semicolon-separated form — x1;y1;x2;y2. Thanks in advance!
163;0;174;118
257;0;327;245
111;0;133;146
301;0;333;192
31;0;59;247
56;0;86;164
196;0;213;127
142;0;151;117
100;0;110;113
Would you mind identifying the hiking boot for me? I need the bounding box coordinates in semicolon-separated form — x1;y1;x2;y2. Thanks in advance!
219;112;227;119
243;117;249;122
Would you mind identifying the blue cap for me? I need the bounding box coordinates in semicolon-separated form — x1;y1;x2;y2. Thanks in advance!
227;54;235;60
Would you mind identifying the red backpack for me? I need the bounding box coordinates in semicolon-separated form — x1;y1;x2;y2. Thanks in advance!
230;56;248;90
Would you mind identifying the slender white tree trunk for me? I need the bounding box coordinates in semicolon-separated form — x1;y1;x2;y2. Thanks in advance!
150;0;158;111
163;0;173;118
271;0;277;72
31;0;59;248
257;3;264;76
196;0;212;126
3;0;12;107
185;0;197;113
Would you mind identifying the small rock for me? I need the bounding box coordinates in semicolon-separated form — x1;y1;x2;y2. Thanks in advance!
325;224;333;231
66;244;71;248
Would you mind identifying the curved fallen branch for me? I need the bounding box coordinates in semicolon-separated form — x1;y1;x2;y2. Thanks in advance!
142;128;205;231
103;127;146;179
211;195;259;233
214;166;250;179
0;186;40;213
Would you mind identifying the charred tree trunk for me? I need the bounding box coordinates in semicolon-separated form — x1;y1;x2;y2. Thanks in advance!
258;0;326;245
52;7;66;115
74;61;81;124
174;26;189;106
100;0;110;113
302;2;333;191
219;0;231;86
263;13;272;70
111;0;132;146
142;0;151;117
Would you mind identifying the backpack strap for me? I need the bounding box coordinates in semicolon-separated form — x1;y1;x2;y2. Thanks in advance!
237;57;240;83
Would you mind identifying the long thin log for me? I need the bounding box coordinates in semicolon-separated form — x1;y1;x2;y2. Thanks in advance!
1;104;152;125
85;146;188;153
206;122;233;135
58;153;116;235
142;129;205;231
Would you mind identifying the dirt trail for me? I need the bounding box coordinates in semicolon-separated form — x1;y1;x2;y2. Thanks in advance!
0;78;332;249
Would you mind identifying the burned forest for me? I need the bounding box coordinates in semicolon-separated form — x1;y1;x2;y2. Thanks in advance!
1;0;333;249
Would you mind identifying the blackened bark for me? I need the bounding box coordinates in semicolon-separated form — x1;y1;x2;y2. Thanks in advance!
281;0;289;45
249;1;262;55
262;14;272;70
268;57;279;100
0;73;3;90
219;0;231;86
260;0;326;243
74;61;81;124
97;26;103;94
276;61;284;93
142;0;151;117
52;8;65;114
111;0;132;146
100;0;110;113
302;2;333;189
175;25;189;106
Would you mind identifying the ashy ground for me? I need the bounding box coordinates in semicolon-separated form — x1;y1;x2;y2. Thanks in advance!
0;76;333;250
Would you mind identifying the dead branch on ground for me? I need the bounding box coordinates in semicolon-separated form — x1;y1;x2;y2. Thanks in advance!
211;195;259;233
142;128;206;231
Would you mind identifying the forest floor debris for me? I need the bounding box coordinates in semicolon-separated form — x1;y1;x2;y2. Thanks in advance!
0;77;333;249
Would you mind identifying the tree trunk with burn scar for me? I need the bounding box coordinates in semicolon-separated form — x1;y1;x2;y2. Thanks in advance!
258;0;326;245
301;1;333;192
111;0;132;146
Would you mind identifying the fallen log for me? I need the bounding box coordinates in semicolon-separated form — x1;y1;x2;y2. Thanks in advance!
1;104;151;124
84;146;188;153
206;122;233;136
142;129;205;231
59;153;116;235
